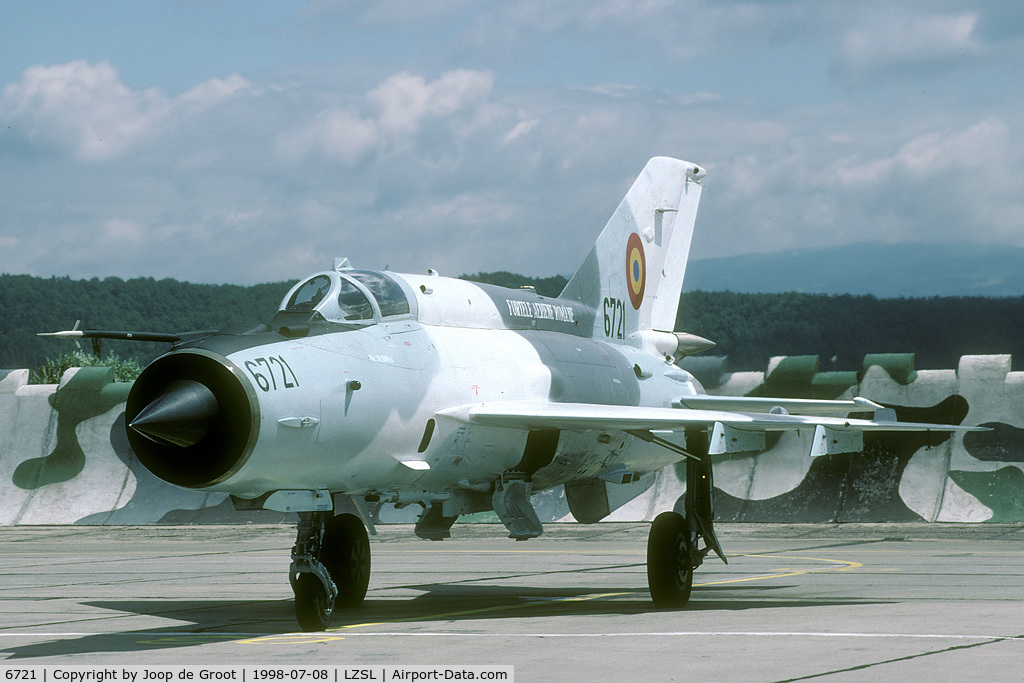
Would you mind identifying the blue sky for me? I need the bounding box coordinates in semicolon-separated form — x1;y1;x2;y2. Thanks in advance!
2;1;1023;285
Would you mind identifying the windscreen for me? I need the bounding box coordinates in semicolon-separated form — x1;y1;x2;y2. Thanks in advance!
285;275;331;311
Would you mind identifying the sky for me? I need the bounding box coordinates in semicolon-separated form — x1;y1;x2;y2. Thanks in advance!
1;0;1023;286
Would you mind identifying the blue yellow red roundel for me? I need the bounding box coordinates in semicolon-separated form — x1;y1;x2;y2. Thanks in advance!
626;232;645;310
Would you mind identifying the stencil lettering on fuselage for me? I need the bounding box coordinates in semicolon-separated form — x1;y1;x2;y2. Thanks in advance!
505;299;577;324
467;280;593;336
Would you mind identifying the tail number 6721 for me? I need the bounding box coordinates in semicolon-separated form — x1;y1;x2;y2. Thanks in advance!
603;297;626;340
245;356;300;392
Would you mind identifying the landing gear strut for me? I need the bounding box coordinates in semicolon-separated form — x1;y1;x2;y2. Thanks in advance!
647;428;726;608
291;512;371;631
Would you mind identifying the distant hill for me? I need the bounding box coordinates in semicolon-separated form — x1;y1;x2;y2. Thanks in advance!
685;242;1024;298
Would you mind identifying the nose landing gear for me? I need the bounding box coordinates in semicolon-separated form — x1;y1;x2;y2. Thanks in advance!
291;511;371;631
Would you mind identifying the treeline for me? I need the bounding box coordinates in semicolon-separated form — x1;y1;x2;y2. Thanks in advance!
1;274;292;370
461;271;569;298
2;273;1021;374
678;291;1024;372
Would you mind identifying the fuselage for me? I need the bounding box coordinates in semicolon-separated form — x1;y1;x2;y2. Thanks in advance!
125;267;704;503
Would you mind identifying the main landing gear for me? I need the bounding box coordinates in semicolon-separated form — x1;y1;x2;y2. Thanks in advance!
291;511;371;631
646;428;726;608
288;428;722;627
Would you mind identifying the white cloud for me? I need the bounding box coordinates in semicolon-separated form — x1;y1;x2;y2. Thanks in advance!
834;117;1009;187
832;12;980;87
275;107;378;165
276;69;496;165
0;61;250;160
176;74;251;111
503;118;539;144
101;218;146;244
896;117;1007;175
368;69;495;139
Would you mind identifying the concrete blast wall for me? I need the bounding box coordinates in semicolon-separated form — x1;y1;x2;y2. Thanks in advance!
1;355;1022;525
0;367;279;525
603;353;1024;524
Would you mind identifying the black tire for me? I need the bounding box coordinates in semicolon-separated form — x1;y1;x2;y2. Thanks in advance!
647;511;694;608
294;573;333;631
321;513;371;608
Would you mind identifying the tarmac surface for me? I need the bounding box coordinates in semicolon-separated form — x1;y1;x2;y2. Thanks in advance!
1;523;1023;680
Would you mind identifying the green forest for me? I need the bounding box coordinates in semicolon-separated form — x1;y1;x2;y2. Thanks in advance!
2;272;1022;377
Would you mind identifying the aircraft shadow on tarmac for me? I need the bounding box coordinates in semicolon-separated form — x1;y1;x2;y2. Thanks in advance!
1;584;896;660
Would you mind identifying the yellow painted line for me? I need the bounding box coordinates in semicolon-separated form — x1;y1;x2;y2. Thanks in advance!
694;554;861;587
743;553;862;569
236;634;345;645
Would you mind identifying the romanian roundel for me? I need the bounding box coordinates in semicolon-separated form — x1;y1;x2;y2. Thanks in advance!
626;232;646;310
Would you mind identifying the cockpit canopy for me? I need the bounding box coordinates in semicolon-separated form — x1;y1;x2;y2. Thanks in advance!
279;270;412;324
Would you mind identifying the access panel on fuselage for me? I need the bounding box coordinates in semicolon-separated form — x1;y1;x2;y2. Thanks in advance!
530;332;640;405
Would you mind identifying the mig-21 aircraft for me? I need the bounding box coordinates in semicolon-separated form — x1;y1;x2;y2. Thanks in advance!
41;157;977;631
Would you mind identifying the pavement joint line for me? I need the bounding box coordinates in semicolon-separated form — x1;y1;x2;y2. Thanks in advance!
0;574;240;593
323;591;634;633
0;548;290;569
0;631;1021;640
378;561;647;592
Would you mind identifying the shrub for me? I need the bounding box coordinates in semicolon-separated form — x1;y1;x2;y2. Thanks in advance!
30;351;143;384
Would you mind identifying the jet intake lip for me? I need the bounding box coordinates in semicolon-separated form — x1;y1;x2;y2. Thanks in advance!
130;379;220;448
126;350;257;489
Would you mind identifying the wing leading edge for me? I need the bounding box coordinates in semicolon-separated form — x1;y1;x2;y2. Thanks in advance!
435;399;985;458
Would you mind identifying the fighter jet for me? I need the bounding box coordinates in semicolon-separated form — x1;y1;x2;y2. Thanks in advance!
41;157;977;631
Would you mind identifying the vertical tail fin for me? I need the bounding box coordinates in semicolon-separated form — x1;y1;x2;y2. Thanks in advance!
560;157;705;339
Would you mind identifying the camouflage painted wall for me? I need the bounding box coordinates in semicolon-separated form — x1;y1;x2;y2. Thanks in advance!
0;355;1021;525
0;367;290;525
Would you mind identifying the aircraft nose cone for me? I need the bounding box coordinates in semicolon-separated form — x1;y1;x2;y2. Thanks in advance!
129;379;220;448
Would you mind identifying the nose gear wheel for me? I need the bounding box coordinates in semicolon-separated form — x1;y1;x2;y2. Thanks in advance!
291;511;371;631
